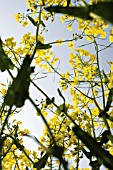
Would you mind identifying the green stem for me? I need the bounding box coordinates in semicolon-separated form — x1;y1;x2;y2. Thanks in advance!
1;106;12;135
94;38;105;108
28;96;56;145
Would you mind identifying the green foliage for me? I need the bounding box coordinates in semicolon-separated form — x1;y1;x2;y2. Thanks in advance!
72;126;113;169
34;153;48;169
4;55;34;107
45;1;113;24
36;41;52;49
0;38;14;72
28;15;37;26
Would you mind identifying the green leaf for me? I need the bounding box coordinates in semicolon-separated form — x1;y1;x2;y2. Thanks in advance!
40;20;46;27
0;38;14;72
4;55;34;107
28;16;37;26
45;6;92;20
90;160;101;170
13;138;24;150
45;97;54;106
91;2;113;24
45;2;113;24
72;126;113;169
103;70;109;84
56;104;68;114
47;145;64;158
100;130;110;145
105;88;113;112
36;41;52;50
34;153;48;169
47;145;68;170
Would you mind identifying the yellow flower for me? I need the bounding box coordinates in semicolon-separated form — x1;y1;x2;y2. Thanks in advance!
90;54;96;62
62;70;70;79
68;41;74;50
109;35;113;43
45;55;52;61
99;30;106;38
109;146;113;155
92;107;99;116
0;88;6;96
21;20;29;27
86;35;93;41
66;24;72;31
42;110;48;117
51;57;58;65
111;64;113;72
5;37;16;47
21;129;30;135
35;57;43;65
69;52;75;60
109;72;113;88
71;78;78;87
14;13;21;22
60;15;67;24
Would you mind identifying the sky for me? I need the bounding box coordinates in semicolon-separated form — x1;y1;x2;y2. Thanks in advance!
0;1;113;169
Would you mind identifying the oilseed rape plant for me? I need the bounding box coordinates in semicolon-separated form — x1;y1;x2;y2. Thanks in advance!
0;0;113;169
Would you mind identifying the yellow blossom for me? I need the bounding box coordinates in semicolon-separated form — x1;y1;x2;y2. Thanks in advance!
14;13;21;22
45;55;52;61
109;146;113;155
69;52;75;60
42;110;48;117
0;88;6;96
65;70;70;79
109;35;113;43
21;20;29;27
66;24;72;31
60;15;67;24
35;57;43;65
68;41;74;50
71;77;78;87
92;107;99;116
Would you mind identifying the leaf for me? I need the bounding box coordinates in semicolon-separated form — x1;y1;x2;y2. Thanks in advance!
82;148;92;159
99;88;113;120
90;160;101;170
72;126;113;169
57;88;65;101
13;138;24;150
28;16;37;26
91;2;113;24
45;2;113;24
105;88;113;112
103;70;109;84
67;0;71;7
100;130;110;146
36;41;52;50
56;104;68;115
34;153;48;169
4;55;34;107
47;145;68;170
40;20;46;27
0;136;6;156
45;6;92;20
45;97;54;106
0;38;14;72
47;145;64;158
